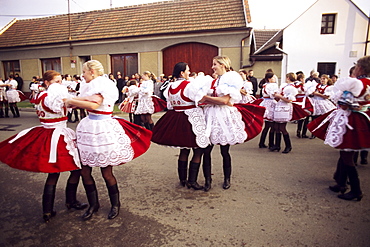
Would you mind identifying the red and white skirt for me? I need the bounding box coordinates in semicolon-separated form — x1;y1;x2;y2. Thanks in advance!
76;115;152;167
152;108;209;148
0;124;80;173
308;109;370;150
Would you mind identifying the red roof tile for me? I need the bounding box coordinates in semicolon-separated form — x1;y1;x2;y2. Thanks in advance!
0;0;251;48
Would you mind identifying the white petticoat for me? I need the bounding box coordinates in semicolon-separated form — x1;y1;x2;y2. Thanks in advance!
6;90;20;103
184;108;210;148
260;98;276;121
273;101;293;122
203;104;247;145
76;117;134;167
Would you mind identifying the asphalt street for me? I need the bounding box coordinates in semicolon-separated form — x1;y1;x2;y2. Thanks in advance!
0;108;369;247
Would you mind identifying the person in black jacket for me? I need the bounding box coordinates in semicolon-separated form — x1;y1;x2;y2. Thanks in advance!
247;70;258;97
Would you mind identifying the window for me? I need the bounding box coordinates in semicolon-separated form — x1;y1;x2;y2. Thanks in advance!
111;54;138;77
41;58;61;74
317;62;336;76
321;14;336;34
3;60;20;79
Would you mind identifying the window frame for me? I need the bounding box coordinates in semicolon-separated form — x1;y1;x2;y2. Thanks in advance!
321;13;336;35
3;60;20;79
41;58;61;75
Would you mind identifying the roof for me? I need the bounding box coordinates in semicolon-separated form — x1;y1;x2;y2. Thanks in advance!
0;0;251;49
253;29;281;51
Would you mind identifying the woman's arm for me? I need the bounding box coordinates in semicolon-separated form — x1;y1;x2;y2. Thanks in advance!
273;93;291;103
64;94;103;110
312;91;329;99
200;95;232;106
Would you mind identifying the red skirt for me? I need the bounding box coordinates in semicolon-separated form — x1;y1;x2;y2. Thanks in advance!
308;110;370;150
152;96;167;113
119;99;136;113
0;127;80;173
292;103;310;121
114;117;152;159
234;103;266;141
152;110;198;148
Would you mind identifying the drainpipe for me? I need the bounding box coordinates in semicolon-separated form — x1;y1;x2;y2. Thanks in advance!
240;28;254;69
365;13;370;56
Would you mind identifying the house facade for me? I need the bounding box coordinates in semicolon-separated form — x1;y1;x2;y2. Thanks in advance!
282;0;369;79
0;0;253;91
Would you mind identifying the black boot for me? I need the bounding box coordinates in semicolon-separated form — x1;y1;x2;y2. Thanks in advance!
82;183;100;220
353;152;359;166
338;166;363;201
330;158;348;194
65;183;88;210
4;107;9;118
301;117;309;138
0;108;3;118
360;151;368;165
297;119;303;138
223;166;231;190
269;133;281;152
186;162;204;190
203;158;212;192
268;131;275;149
67;112;73;123
9;105;16;118
73;109;79;122
14;106;20;117
149;123;154;131
178;160;188;187
42;184;57;223
107;184;120;219
282;134;292;154
258;128;268;148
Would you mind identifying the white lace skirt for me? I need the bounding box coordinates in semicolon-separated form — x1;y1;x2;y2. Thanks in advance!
76;117;134;167
135;95;154;114
311;97;336;116
203;105;247;145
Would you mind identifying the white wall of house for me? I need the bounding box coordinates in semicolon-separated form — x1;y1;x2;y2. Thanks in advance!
282;0;369;80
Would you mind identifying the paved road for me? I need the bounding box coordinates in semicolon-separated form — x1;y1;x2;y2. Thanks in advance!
0;109;369;247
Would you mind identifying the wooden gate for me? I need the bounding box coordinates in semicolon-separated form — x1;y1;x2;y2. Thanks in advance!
162;42;218;76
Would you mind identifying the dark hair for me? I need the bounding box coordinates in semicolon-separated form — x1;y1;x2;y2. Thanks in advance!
265;72;274;80
172;62;188;79
129;79;137;86
349;66;356;76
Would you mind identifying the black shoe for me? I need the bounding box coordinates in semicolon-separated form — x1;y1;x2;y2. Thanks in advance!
180;180;187;187
259;144;268;148
269;146;280;152
309;135;316;139
329;184;347;194
66;201;88;210
338;191;363;201
186;182;204;190
82;205;99;220
108;205;120;219
301;134;308;138
43;211;56;223
282;147;292;154
296;132;301;138
223;178;231;190
204;178;212;192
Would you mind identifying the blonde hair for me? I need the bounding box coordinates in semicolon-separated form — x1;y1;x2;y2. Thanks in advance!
213;56;232;72
142;71;155;80
84;60;104;76
286;72;296;82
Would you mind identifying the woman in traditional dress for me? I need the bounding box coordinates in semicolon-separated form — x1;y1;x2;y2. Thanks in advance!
200;56;265;190
152;62;210;190
119;79;140;123
64;60;152;220
258;72;279;148
0;70;87;222
294;73;311;138
308;70;370;201
306;74;336;138
269;73;309;153
135;71;166;130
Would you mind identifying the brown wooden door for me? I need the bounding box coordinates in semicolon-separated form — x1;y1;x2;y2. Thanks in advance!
163;42;218;76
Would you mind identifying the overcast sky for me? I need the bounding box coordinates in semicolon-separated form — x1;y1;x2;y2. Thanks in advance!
0;0;369;30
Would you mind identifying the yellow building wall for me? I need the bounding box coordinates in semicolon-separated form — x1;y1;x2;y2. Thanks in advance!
61;56;79;76
140;52;160;76
19;59;42;91
220;47;240;71
91;55;110;74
